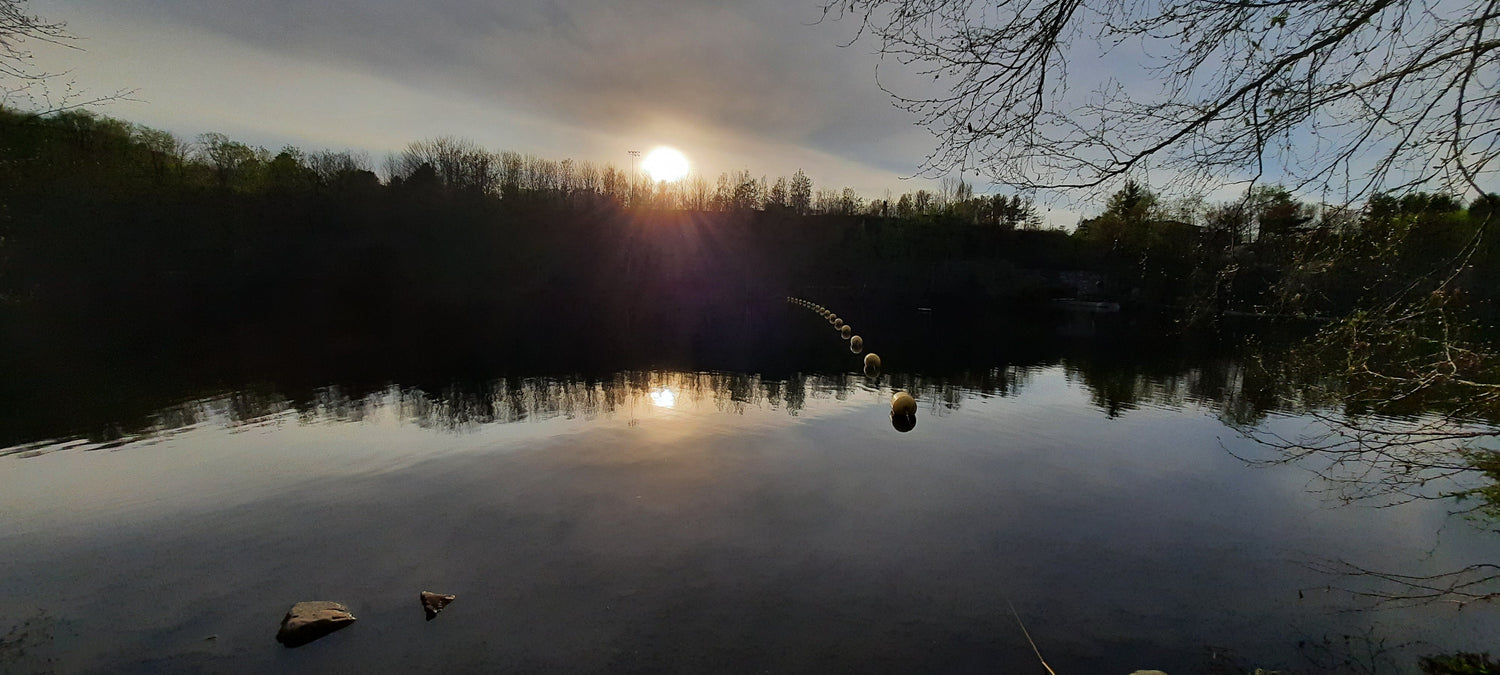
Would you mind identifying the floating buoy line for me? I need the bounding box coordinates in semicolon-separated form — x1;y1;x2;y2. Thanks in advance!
786;296;916;432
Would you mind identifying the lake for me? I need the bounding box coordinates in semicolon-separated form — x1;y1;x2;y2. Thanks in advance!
1;309;1496;673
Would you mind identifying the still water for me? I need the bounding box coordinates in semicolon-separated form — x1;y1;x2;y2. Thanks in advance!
1;316;1497;673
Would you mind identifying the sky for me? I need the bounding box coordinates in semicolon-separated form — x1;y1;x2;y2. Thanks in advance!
23;0;1100;222
17;0;1493;227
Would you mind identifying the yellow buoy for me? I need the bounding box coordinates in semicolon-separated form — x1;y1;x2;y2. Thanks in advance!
840;325;852;339
891;390;917;432
833;318;843;328
891;391;917;416
849;335;863;353
863;352;882;377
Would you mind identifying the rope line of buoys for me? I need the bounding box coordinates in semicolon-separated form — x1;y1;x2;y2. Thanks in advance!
786;296;915;432
788;296;868;367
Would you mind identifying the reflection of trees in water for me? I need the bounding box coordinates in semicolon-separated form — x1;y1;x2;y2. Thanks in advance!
1062;356;1288;426
3;366;1041;452
299;367;1034;428
1219;341;1500;609
1061;348;1500;601
1058;346;1500;611
1235;412;1500;609
884;367;1035;415
10;348;1499;612
2;351;1388;452
327;367;1039;429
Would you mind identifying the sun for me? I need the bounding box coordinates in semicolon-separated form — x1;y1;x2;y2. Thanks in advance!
641;146;689;182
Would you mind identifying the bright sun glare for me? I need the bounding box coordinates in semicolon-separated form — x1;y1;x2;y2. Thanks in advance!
641;147;690;182
650;388;676;408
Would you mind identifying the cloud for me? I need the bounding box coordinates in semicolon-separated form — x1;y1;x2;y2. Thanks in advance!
40;0;933;184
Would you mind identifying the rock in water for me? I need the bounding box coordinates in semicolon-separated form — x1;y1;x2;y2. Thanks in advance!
420;591;457;621
276;601;356;647
849;335;863;353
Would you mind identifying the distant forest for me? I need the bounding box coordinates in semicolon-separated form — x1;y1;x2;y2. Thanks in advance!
2;108;1497;366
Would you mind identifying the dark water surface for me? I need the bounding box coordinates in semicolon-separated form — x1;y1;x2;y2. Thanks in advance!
1;311;1496;673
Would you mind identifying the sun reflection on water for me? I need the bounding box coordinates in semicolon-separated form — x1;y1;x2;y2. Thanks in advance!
649;388;676;408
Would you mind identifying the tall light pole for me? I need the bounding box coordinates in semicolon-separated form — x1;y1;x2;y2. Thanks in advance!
626;150;643;207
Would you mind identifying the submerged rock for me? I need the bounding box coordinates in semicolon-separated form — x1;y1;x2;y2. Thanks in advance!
276;601;356;647
420;591;457;621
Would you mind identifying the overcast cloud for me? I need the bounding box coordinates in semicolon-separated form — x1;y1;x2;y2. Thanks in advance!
26;0;987;200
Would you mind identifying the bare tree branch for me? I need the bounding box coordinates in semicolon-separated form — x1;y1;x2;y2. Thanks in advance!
0;0;134;114
825;0;1500;200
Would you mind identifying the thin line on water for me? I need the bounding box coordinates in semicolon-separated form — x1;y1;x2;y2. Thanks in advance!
1005;595;1056;675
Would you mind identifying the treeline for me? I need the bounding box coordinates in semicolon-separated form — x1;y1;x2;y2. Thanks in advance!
87;117;1044;225
1069;180;1499;321
1;107;1496;362
390;136;1043;225
0;108;1080;379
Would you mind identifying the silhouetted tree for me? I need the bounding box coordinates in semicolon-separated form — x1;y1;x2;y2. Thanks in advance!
730;170;761;211
913;190;932;214
790;169;812;215
267;146;317;191
198;132;263;187
687;172;711;211
712;172;732;212
307;149;370;185
895;193;914;218
838;187;862;215
813;188;838;215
